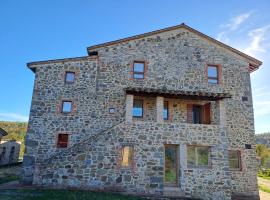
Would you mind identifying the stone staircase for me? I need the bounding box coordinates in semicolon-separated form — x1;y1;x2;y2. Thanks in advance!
44;120;125;164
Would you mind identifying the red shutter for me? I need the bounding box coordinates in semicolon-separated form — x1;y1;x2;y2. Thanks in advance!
57;134;68;148
187;104;193;123
203;103;211;124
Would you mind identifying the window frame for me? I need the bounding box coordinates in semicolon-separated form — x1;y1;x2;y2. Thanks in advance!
207;64;221;85
121;145;134;167
65;71;75;84
57;134;69;148
133;99;144;118
61;100;73;113
228;150;242;170
132;61;146;79
187;145;211;168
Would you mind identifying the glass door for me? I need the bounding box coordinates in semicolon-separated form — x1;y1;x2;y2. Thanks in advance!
164;144;178;186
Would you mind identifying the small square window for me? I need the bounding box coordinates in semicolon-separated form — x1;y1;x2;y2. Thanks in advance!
62;101;72;113
133;61;145;79
57;134;68;148
207;65;219;84
133;99;143;118
65;72;75;83
121;146;134;167
109;108;115;114
228;150;241;170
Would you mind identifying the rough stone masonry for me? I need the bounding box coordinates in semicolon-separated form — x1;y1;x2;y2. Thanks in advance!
22;24;262;200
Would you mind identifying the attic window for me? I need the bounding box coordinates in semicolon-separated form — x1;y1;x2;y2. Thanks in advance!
133;61;145;79
89;51;98;56
207;65;220;84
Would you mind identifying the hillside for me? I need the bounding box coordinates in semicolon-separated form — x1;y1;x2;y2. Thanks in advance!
0;121;28;159
257;133;270;148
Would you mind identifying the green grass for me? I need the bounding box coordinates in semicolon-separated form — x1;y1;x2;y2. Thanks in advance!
0;174;20;184
259;184;270;193
0;164;21;184
258;174;270;181
0;189;145;200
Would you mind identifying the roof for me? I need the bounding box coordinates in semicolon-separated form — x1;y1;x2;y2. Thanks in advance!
87;23;262;72
0;127;8;136
125;87;231;101
27;23;262;72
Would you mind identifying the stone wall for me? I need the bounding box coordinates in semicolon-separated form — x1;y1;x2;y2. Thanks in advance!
23;27;259;199
33;122;231;200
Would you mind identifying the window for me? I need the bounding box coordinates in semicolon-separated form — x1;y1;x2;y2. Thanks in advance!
133;61;145;79
57;134;68;148
192;105;202;124
163;101;169;120
65;72;75;83
133;99;143;118
62;101;72;113
229;150;241;170
207;65;219;84
187;146;210;167
121;146;134;167
187;103;211;124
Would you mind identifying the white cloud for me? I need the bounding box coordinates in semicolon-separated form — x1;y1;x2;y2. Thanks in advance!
217;12;251;42
244;25;270;56
0;112;29;122
221;13;251;31
253;87;270;118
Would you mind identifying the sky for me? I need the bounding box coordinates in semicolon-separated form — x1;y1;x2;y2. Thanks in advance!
0;0;269;133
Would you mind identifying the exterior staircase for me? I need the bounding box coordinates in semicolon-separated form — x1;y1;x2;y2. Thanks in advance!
44;120;125;164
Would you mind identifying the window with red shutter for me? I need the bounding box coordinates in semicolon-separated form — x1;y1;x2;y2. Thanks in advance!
57;134;68;148
203;103;211;124
187;104;193;123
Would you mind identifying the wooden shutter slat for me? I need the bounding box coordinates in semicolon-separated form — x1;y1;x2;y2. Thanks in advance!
203;103;211;124
187;104;193;123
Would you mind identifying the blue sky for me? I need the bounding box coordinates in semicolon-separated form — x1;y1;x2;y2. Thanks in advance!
0;0;269;133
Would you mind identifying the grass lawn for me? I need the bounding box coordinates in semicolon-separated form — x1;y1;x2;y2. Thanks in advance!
0;164;21;184
0;189;145;200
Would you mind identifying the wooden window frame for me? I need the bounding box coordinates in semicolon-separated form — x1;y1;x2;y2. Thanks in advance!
61;100;73;114
228;150;242;171
65;71;75;84
133;99;144;118
121;145;134;167
187;145;211;168
206;64;221;85
57;134;69;148
131;61;147;80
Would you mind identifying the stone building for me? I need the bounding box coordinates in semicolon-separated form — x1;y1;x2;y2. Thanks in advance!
0;128;21;166
22;24;262;200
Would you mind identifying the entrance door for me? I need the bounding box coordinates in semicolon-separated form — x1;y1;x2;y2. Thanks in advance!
164;145;178;186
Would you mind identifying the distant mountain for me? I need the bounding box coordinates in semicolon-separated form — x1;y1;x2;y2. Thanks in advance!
256;132;270;148
0;121;28;158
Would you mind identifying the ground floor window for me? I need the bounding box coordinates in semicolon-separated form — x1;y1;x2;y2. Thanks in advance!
121;146;134;167
187;145;210;167
228;150;241;170
57;134;68;148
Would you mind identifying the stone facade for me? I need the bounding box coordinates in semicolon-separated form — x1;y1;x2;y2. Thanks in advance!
22;24;262;200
